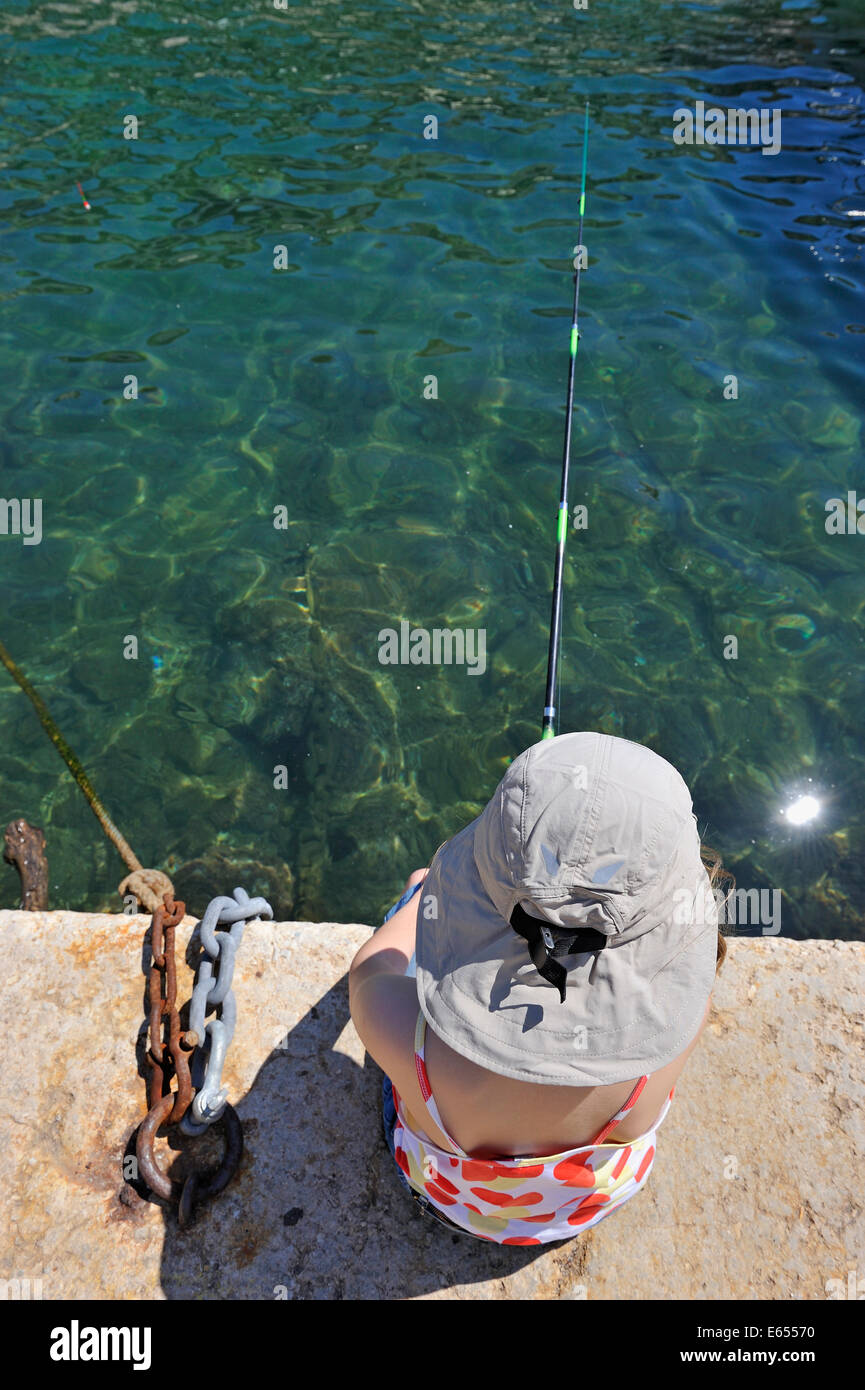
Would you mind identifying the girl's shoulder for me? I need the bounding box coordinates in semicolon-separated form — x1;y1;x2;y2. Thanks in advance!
358;972;711;1157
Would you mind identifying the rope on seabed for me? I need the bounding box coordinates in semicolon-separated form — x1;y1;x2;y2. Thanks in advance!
0;638;174;913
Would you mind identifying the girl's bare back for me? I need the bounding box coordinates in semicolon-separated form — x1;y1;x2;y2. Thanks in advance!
393;983;711;1159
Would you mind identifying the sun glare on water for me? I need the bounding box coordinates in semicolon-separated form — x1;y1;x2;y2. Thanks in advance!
782;795;821;827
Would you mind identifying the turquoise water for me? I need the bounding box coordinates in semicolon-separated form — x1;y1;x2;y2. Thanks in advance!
0;0;863;937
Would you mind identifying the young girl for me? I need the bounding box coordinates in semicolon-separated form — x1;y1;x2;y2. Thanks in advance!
349;731;729;1245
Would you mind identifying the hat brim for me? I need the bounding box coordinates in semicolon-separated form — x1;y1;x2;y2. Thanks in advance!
415;818;718;1086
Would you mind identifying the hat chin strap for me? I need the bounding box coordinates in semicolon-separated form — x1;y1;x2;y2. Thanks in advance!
509;902;607;1004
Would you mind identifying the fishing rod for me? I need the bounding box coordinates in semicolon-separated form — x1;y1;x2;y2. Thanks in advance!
541;100;590;741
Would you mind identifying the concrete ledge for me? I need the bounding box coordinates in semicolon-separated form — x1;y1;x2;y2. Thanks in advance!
0;911;862;1300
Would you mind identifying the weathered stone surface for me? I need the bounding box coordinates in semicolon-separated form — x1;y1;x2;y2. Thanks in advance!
0;912;861;1300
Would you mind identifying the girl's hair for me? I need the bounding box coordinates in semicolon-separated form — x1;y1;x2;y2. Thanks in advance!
700;842;735;975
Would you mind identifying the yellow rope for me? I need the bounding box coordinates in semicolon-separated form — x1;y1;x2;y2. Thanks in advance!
0;639;174;912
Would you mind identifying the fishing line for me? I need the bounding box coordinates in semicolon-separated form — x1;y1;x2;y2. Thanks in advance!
541;100;590;741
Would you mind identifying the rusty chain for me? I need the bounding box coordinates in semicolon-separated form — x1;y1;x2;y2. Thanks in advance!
144;895;194;1121
133;892;245;1228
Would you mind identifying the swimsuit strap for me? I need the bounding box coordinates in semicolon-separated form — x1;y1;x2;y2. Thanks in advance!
589;1074;649;1145
413;1011;469;1157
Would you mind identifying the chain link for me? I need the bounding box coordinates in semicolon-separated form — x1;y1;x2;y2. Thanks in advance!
144;896;195;1123
180;886;273;1135
133;886;272;1227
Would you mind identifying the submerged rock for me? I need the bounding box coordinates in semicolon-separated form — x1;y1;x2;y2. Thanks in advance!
170;851;294;921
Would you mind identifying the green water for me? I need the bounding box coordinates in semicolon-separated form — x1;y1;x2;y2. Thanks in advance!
0;0;863;938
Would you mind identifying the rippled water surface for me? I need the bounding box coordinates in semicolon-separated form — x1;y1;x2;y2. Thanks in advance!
0;0;863;936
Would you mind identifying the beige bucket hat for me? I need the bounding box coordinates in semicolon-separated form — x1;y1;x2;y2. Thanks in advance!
415;732;718;1085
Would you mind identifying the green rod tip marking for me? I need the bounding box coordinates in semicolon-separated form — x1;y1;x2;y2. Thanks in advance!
580;192;585;216
557;505;568;543
541;727;555;740
570;325;578;356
